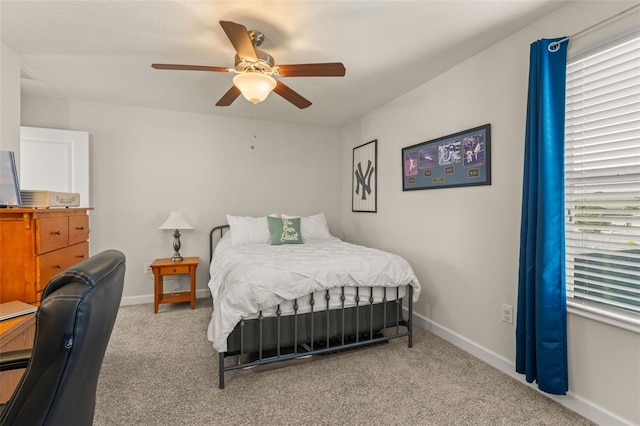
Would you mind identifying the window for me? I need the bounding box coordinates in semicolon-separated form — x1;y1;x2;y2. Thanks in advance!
564;33;640;331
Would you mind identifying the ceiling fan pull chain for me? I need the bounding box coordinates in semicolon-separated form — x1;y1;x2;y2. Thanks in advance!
252;106;258;145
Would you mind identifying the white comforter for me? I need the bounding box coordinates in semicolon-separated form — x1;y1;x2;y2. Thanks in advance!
207;234;421;352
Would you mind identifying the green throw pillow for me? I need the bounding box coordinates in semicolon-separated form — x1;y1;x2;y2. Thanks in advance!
267;216;303;245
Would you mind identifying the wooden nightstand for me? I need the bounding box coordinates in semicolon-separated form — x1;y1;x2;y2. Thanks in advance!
150;257;198;314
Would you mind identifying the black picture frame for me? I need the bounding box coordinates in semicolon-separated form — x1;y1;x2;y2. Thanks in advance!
402;124;491;191
352;139;377;213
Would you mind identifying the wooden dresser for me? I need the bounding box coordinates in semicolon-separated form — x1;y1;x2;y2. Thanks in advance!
0;208;92;304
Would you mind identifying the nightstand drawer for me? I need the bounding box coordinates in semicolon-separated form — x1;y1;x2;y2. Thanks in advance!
158;265;190;275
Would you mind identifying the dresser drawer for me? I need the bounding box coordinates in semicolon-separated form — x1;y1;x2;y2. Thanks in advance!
36;216;69;254
36;241;89;292
68;214;90;245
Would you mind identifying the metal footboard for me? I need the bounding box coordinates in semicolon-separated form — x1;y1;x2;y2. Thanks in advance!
218;285;413;389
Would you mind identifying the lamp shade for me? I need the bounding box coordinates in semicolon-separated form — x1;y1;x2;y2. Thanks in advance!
233;72;276;105
158;211;193;230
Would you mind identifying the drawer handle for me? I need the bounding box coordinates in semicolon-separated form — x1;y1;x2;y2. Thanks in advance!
77;226;85;230
79;254;85;259
53;230;61;235
55;264;62;269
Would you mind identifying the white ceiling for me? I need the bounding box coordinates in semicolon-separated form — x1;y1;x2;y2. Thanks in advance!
1;0;568;127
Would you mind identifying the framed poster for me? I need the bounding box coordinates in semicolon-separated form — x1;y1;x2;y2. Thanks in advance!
402;124;491;191
352;139;377;212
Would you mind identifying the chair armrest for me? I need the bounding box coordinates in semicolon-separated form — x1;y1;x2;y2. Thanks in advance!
0;349;31;371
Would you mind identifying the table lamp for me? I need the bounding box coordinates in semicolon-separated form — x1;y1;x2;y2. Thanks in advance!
158;211;193;262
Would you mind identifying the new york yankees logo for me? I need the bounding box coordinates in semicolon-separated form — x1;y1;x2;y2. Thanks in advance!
354;160;375;200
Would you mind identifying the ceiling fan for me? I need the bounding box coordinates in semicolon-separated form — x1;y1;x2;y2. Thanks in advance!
152;20;346;109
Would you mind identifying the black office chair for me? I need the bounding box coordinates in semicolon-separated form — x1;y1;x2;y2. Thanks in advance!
0;250;126;426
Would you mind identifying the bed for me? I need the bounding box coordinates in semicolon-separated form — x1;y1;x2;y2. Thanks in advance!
207;214;421;388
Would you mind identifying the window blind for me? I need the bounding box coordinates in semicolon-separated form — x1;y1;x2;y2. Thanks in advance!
564;34;640;325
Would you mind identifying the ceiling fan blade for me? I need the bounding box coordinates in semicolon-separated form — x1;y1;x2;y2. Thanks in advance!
216;85;242;106
273;81;312;109
152;64;229;73
277;63;346;77
219;20;257;61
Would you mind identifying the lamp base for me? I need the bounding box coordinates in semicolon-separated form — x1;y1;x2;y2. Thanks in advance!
170;230;183;262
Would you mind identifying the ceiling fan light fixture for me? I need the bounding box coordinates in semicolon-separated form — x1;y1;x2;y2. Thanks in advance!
233;72;276;105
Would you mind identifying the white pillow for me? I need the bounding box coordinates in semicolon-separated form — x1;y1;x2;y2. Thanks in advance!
226;215;270;246
280;213;332;241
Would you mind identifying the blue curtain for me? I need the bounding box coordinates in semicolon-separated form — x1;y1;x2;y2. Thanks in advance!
516;37;569;396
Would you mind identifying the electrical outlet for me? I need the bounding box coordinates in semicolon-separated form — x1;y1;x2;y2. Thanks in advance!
144;262;152;274
502;303;513;324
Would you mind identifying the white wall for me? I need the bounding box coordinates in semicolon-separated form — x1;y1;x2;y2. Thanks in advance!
340;1;639;424
21;97;343;303
1;41;21;155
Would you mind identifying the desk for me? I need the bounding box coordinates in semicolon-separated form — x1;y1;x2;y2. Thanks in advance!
0;314;36;403
150;257;198;314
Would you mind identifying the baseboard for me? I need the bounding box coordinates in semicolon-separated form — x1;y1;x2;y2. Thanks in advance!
408;309;636;426
120;289;211;306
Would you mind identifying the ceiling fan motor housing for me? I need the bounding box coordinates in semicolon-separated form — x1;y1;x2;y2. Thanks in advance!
234;50;275;74
248;30;265;47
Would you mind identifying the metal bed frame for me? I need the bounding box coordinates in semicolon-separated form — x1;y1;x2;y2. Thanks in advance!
210;225;414;389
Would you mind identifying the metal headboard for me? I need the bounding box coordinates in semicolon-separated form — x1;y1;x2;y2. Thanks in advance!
209;225;230;261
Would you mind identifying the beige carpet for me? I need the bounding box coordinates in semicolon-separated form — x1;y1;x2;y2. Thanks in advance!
94;298;594;425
